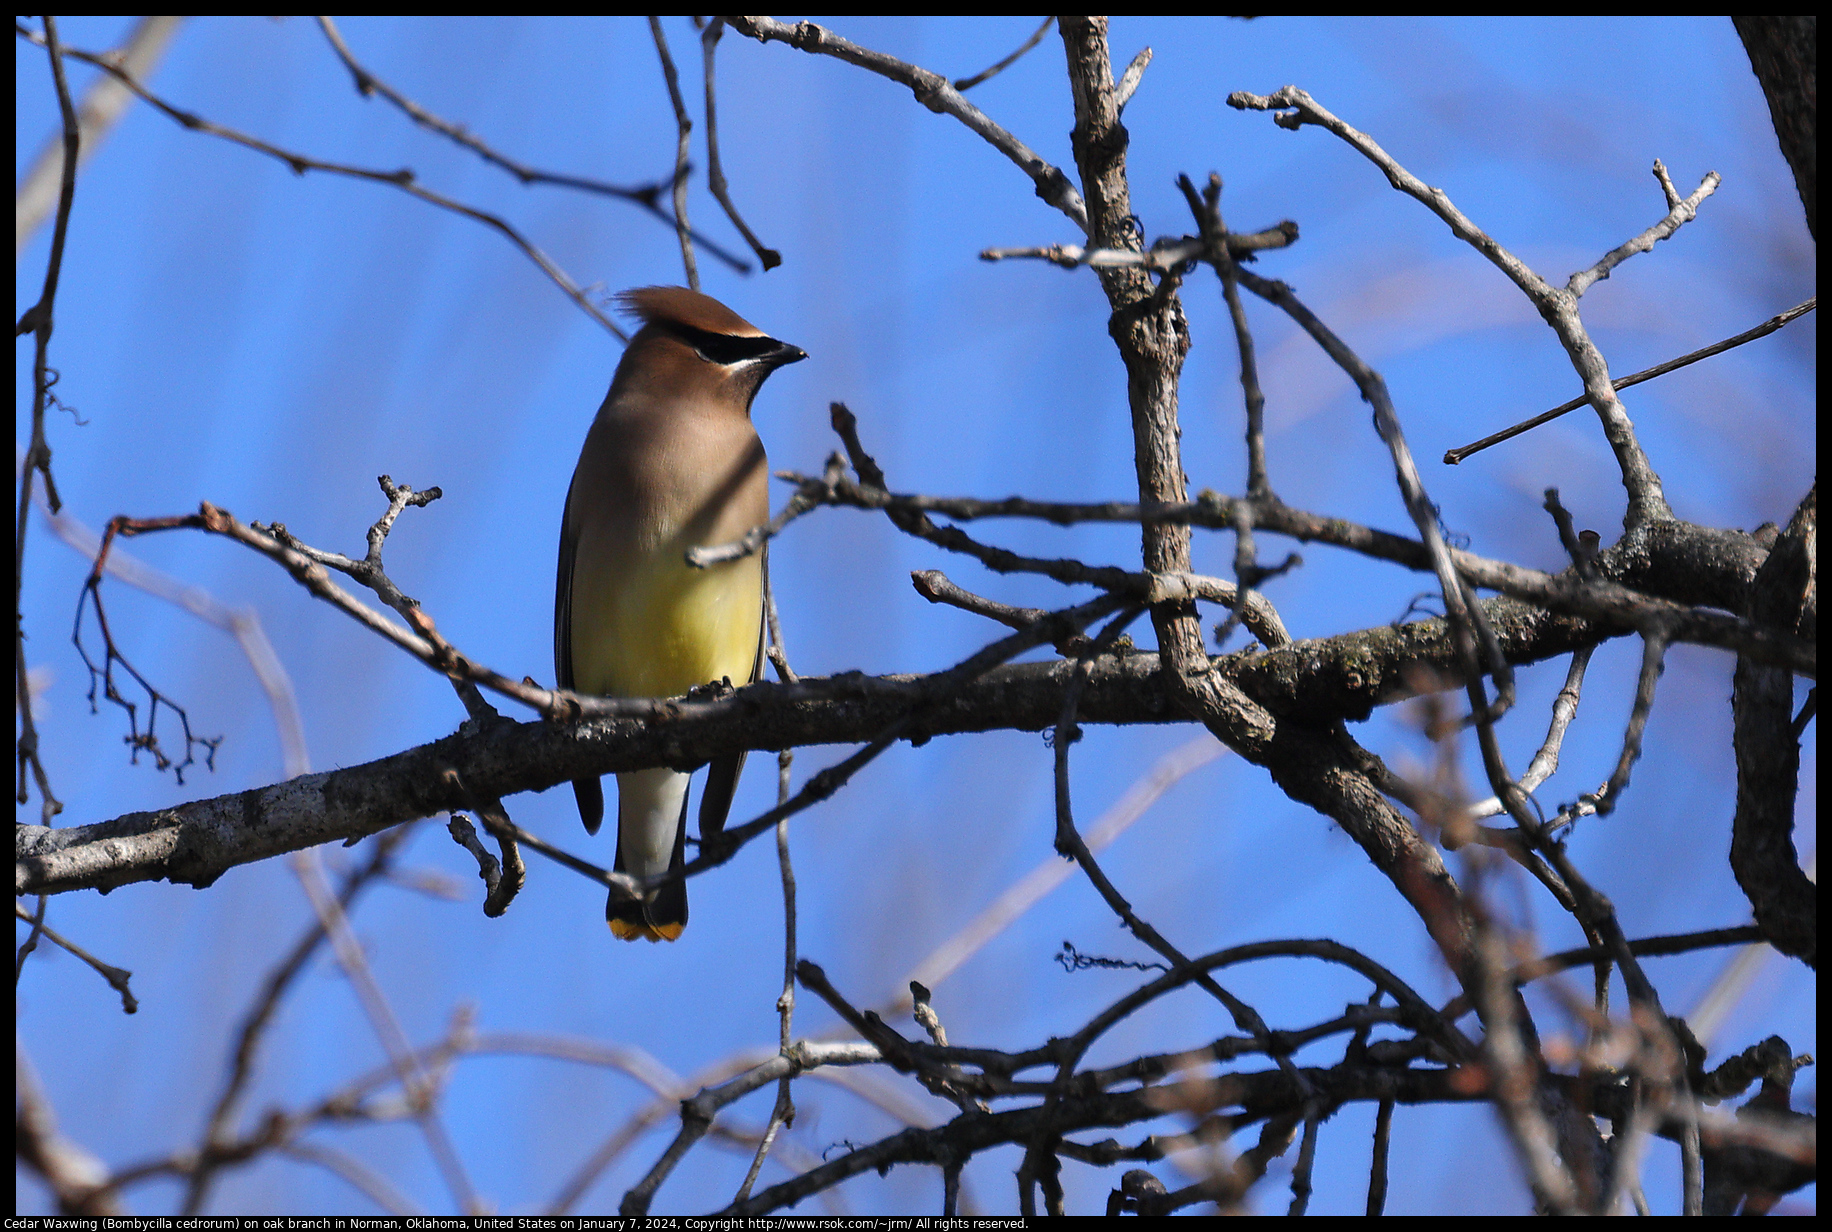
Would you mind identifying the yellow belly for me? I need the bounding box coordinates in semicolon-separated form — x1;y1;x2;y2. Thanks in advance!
569;544;761;700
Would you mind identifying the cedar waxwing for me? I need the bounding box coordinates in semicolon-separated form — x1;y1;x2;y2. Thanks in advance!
555;286;805;941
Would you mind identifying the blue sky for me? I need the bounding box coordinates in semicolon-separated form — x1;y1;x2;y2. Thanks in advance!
17;16;1815;1216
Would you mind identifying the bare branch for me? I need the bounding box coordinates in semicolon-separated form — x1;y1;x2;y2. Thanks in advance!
31;473;310;778
181;825;414;1213
312;15;751;273
1367;1098;1394;1215
618;1033;887;1215
819;409;1294;649
891;735;1221;1013
1568;160;1720;297
14;23;1816;1213
290;848;481;1212
1437;924;1768;1023
17;23;628;340
17;1042;122;1215
1112;45;1153;110
16;16;182;253
1587;631;1669;817
1733;17;1816;239
71;521;224;782
980;221;1297;271
11;901;137;1014
1731;484;1816;965
1445;298;1815;465
1229;85;1683;527
1286;1105;1321;1215
951;17;1054;92
16;14;82;824
700;18;781;271
683;452;842;568
718;1063;1486;1216
278;1141;420;1217
1467;645;1592;822
726;16;1089;233
649;17;700;291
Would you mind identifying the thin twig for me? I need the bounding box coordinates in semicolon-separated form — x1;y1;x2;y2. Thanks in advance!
1232;263;1525;809
823;407;1294;648
17;1042;122;1215
1444;297;1815;464
312;15;750;273
71;530;223;782
980;222;1297;271
1047;611;1321;1114
619;1034;884;1215
1286;1103;1321;1215
1466;645;1592;822
1179;173;1271;499
1472;913;1581;1212
721;1062;1491;1217
279;1141;420;1216
1112;45;1152;110
1588;632;1669;817
734;613;801;1204
16;16;183;253
11;901;137;1013
1204;133;1695;1150
1171;172;1300;658
649;17;700;291
1680;1108;1703;1215
89;500;572;721
888;735;1222;1018
700;18;781;271
764;466;1811;672
14;895;48;984
1568;159;1720;298
291;848;481;1213
16;23;628;340
675;587;1134;887
1601;1083;1659;1217
180;825;412;1212
31;472;310;779
727;16;1089;233
1367;1099;1394;1215
684;453;841;567
15;14;80;824
951;17;1054;91
546;1041;874;1215
1438;925;1766;1030
1230;85;1690;527
444;775;525;917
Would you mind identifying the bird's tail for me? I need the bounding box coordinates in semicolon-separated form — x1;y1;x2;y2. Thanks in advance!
608;767;691;941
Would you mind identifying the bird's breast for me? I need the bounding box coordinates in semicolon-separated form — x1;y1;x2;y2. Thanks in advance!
564;411;767;700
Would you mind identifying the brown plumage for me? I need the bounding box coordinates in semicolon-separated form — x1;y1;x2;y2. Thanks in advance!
555;287;805;940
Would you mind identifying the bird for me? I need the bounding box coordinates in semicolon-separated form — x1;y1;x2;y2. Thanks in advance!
555;286;805;941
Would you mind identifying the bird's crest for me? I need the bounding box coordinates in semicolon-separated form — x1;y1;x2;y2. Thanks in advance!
617;286;765;338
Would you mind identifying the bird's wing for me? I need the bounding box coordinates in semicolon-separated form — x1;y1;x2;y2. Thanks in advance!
697;542;768;843
554;477;579;692
556;475;606;835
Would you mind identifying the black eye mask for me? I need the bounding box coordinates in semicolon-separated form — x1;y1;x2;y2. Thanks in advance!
668;322;804;369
